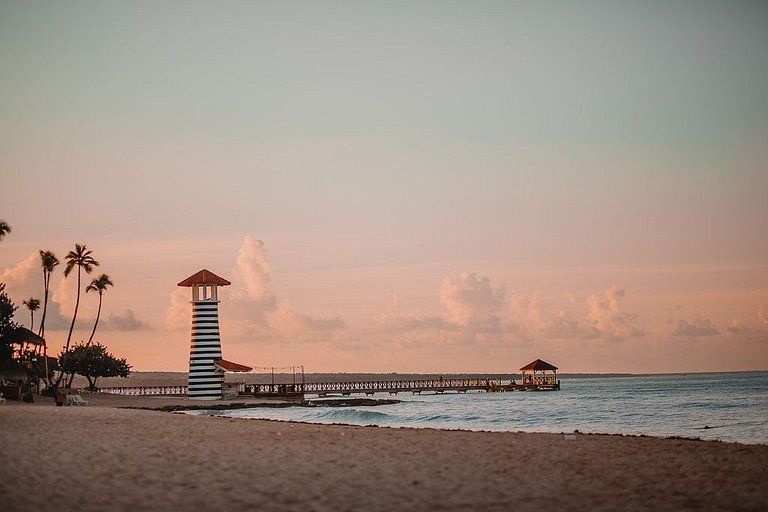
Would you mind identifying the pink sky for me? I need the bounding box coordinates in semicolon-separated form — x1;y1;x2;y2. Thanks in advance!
1;233;766;373
1;2;767;373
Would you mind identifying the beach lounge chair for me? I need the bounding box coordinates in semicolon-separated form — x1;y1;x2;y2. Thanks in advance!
70;394;92;406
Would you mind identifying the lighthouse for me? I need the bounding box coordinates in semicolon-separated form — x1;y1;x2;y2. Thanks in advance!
177;269;231;400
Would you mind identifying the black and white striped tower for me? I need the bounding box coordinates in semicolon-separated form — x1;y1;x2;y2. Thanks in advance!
177;269;231;400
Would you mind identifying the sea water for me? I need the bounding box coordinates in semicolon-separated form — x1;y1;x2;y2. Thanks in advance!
192;372;768;445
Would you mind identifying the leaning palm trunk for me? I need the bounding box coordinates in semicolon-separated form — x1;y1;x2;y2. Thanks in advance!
56;244;99;390
67;274;111;388
39;270;50;337
86;293;103;347
40;265;57;388
42;342;51;390
55;266;82;388
65;290;100;388
40;271;50;387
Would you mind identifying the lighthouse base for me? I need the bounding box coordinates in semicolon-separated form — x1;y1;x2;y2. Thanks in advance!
187;298;224;400
188;362;224;400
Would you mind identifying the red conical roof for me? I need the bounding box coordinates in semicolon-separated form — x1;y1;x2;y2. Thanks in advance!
520;359;558;371
177;269;231;287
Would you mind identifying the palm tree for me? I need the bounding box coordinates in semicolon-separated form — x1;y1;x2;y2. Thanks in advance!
38;250;60;339
64;273;114;388
38;250;60;390
0;220;10;241
55;244;99;388
85;274;113;346
22;298;40;331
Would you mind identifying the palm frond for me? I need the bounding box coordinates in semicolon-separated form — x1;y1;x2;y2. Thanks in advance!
0;220;11;240
23;298;41;311
39;250;60;271
63;244;100;276
87;274;114;294
63;260;76;277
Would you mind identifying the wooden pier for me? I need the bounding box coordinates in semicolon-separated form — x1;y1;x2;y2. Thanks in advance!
100;378;559;398
296;378;559;396
99;359;561;398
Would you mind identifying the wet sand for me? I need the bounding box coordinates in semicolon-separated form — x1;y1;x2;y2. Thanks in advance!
1;398;766;511
21;391;300;410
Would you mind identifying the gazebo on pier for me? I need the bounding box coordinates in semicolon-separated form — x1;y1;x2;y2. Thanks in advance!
520;359;558;386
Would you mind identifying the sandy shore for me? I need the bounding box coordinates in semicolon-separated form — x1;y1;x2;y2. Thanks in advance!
16;392;302;410
1;399;766;511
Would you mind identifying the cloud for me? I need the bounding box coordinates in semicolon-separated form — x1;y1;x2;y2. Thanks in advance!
375;313;457;333
51;274;73;319
233;235;276;308
364;272;513;346
373;277;648;345
759;306;768;329
724;318;763;337
221;235;281;330
267;301;345;337
165;288;190;330
725;319;747;335
508;294;585;340
542;310;584;339
672;315;719;337
390;290;400;309
376;275;586;345
1;253;41;328
367;272;508;346
0;253;37;291
440;272;505;329
166;236;345;342
585;286;646;340
107;309;150;331
222;319;274;343
506;294;543;339
1;252;70;330
164;249;657;349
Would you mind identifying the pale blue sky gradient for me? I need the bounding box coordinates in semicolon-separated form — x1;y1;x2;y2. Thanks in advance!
1;1;767;371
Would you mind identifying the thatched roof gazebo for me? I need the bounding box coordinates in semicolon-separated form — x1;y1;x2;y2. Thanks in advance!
0;328;50;400
7;327;46;354
520;359;558;386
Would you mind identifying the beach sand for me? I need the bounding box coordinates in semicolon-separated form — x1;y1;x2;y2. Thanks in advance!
1;398;766;511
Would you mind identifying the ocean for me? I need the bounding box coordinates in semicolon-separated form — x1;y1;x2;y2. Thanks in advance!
191;372;768;445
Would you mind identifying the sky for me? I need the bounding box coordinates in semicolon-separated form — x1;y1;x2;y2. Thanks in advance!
1;0;767;373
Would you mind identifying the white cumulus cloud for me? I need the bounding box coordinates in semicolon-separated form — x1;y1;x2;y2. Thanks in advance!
233;235;276;308
585;285;646;340
440;272;505;330
759;306;768;329
166;236;345;342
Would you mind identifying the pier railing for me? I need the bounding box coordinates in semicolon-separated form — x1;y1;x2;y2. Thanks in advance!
99;386;187;396
96;379;500;397
302;378;502;395
96;377;557;397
